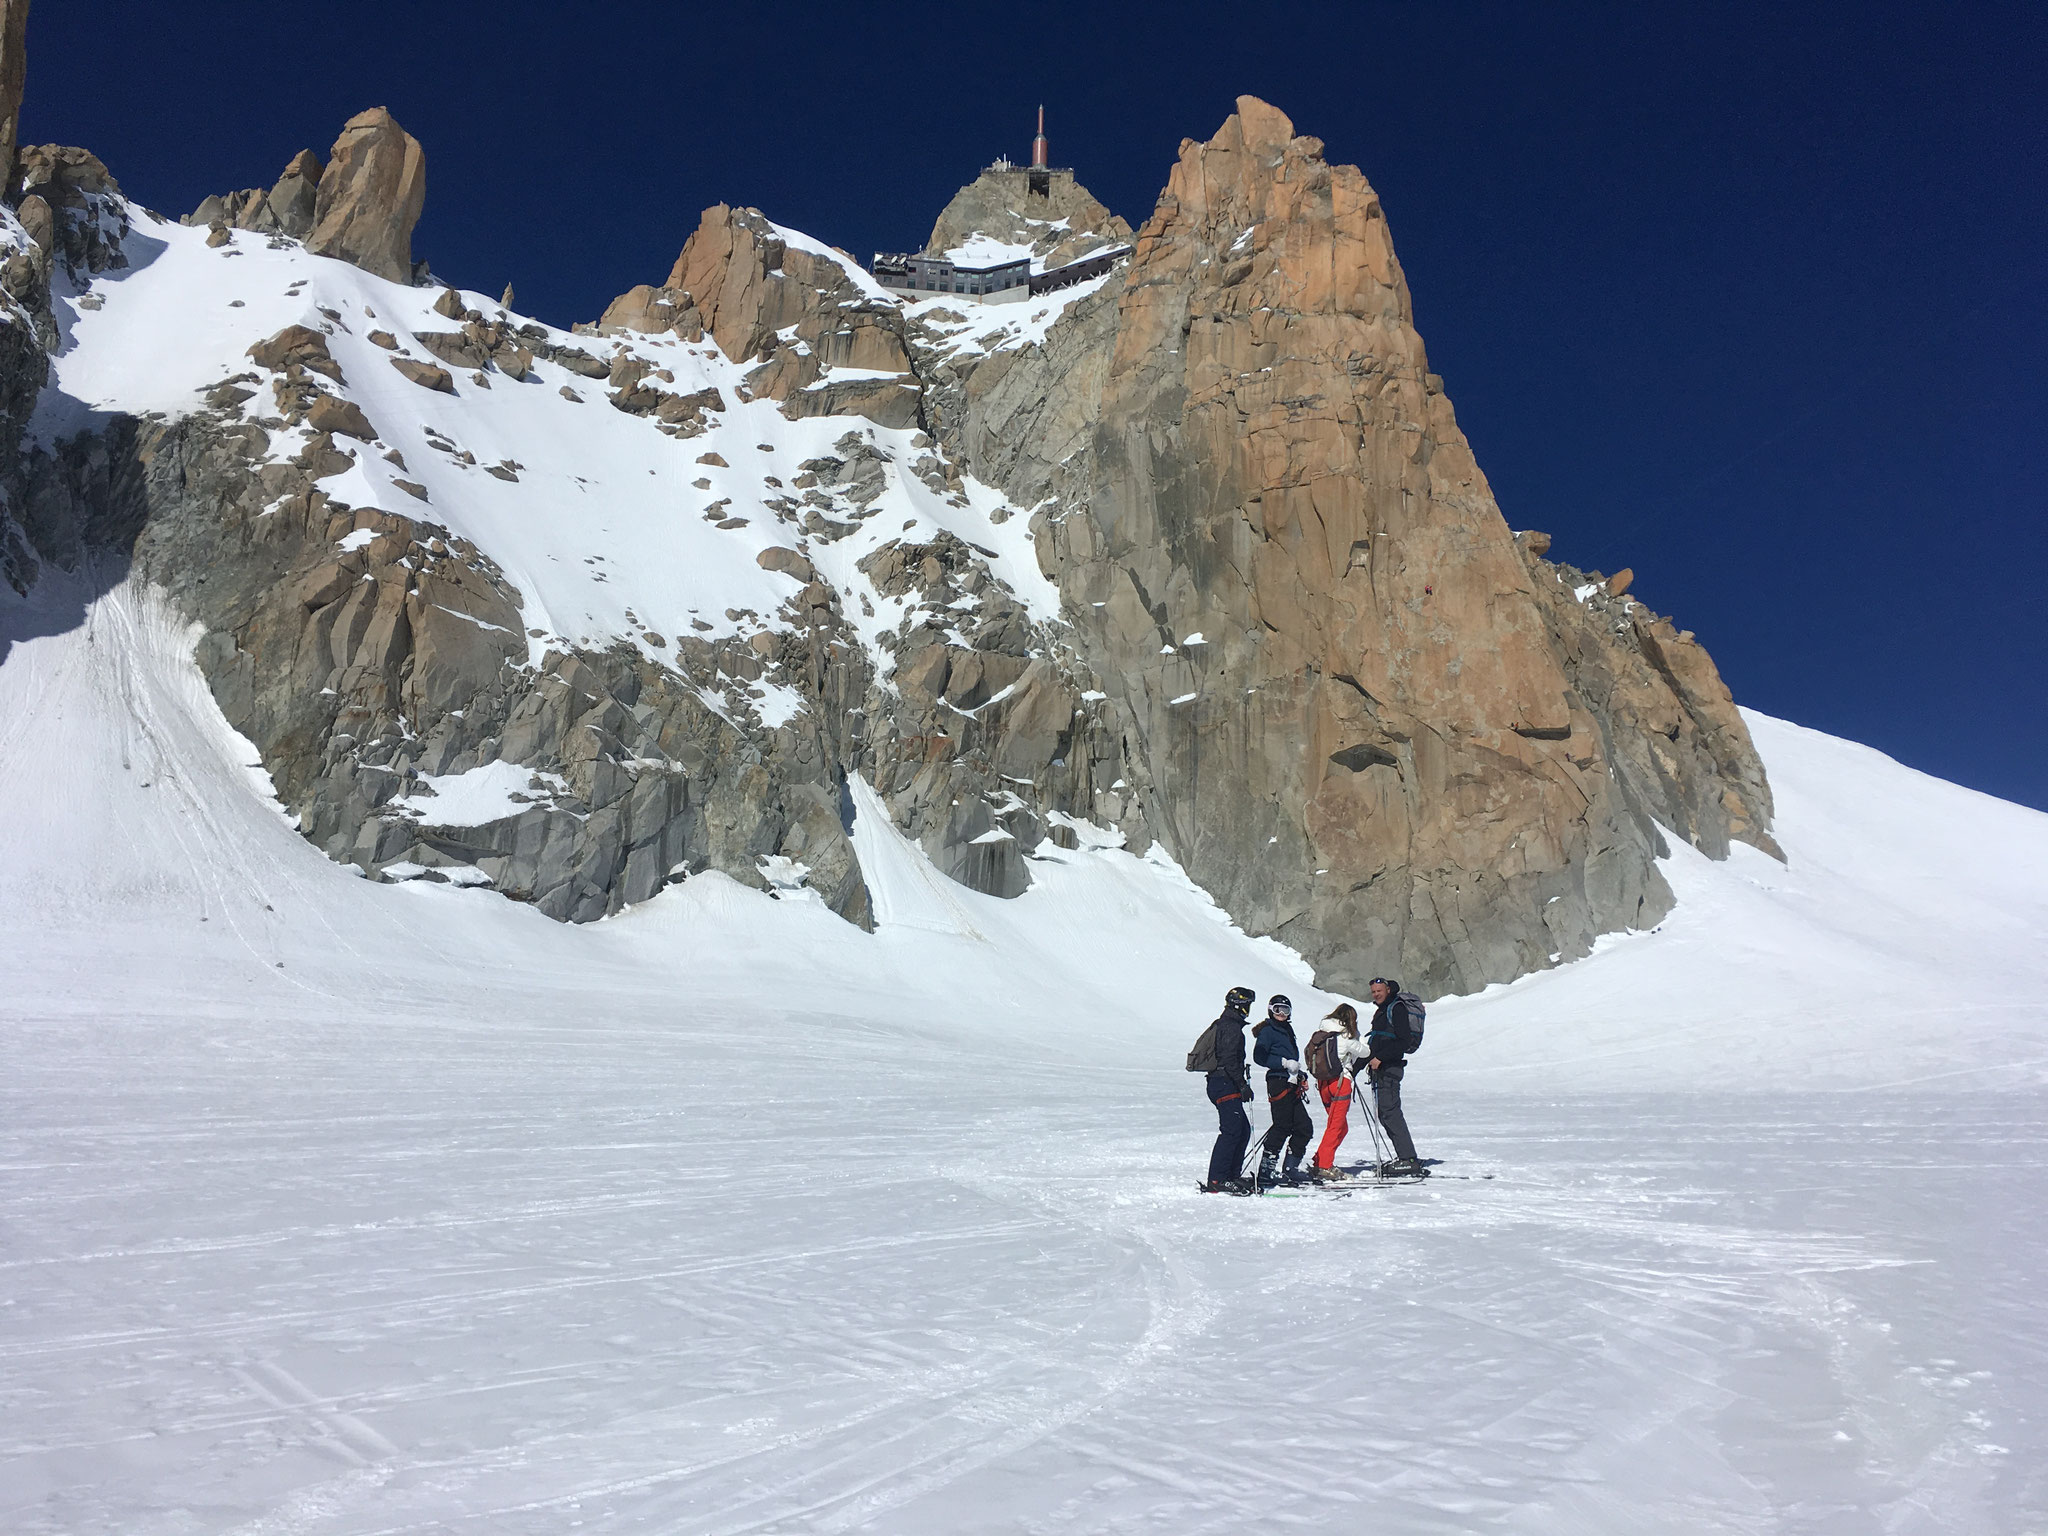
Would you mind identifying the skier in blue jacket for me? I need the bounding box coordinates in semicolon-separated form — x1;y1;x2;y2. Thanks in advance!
1253;995;1314;1186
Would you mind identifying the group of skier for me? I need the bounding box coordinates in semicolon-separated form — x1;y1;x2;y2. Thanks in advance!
1193;979;1425;1194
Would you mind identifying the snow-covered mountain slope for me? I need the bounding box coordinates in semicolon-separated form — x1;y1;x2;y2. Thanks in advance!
8;571;2043;1088
4;570;2046;1531
1435;711;2048;1090
22;196;1158;925
39;208;1058;665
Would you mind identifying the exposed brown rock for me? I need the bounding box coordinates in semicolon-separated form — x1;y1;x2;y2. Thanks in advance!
597;205;919;429
306;392;376;442
0;0;27;195
182;149;327;242
925;164;1132;270
389;356;453;392
548;346;608;379
295;431;354;479
599;283;700;338
415;328;487;369
247;324;342;382
755;546;817;582
265;149;322;237
14;145;128;284
1606;567;1634;597
306;107;425;283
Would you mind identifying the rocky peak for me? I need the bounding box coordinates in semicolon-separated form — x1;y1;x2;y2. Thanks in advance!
306;107;425;284
598;203;920;429
924;165;1131;270
936;95;1778;995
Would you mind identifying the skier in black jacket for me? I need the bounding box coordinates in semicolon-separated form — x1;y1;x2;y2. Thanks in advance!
1253;995;1315;1187
1201;986;1258;1193
1365;977;1424;1175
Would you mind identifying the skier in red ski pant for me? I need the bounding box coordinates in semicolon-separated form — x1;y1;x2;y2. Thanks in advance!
1311;1004;1368;1174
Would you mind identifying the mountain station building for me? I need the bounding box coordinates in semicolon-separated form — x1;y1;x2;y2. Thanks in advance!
872;108;1130;304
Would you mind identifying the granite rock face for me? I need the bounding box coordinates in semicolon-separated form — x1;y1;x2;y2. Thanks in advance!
307;108;424;283
0;0;27;195
925;165;1131;268
2;138;127;593
924;97;1778;995
1512;531;1778;863
184;148;325;240
599;204;921;429
24;396;879;925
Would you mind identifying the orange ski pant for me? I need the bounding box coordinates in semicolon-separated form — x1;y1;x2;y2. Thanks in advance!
1314;1075;1352;1168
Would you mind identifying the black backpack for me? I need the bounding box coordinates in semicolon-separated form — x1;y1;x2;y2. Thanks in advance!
1396;991;1426;1054
1186;1021;1221;1073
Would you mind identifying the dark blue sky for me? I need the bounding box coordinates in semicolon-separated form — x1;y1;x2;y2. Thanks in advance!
29;2;2048;810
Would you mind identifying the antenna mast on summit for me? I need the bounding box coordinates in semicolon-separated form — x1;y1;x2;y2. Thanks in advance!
1031;105;1049;170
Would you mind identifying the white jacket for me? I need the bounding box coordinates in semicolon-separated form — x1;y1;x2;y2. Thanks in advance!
1312;1024;1371;1077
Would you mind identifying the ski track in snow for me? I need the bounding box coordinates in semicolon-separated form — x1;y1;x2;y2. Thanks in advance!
5;579;2048;1523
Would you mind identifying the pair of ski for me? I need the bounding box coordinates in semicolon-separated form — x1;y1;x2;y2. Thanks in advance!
1205;1160;1495;1198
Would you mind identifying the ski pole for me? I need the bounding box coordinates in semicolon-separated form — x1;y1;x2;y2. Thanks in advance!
1237;1086;1267;1180
1359;1073;1391;1174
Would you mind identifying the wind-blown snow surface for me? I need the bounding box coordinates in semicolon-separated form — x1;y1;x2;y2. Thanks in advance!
4;576;2046;1533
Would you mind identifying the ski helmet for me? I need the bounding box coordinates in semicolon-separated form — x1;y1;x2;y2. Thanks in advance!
1225;985;1256;1012
1268;994;1293;1018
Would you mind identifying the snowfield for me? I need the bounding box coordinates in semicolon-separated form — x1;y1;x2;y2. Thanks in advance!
5;575;2046;1535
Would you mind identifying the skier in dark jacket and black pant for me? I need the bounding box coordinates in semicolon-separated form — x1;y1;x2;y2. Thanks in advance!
1201;986;1258;1193
1254;995;1314;1187
1365;977;1424;1175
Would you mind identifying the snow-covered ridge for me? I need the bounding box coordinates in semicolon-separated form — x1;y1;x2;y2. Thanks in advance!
40;201;1062;689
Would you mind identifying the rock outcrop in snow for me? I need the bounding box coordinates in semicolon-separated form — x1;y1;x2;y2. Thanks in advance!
184;149;325;242
306;107;425;284
3;87;1778;995
599;204;922;429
